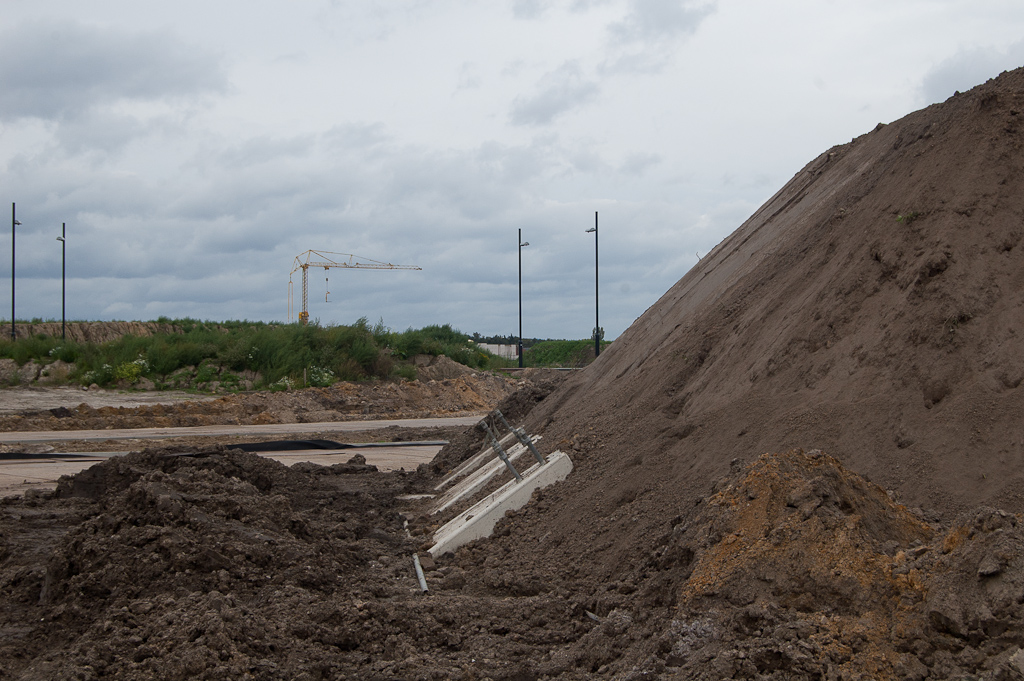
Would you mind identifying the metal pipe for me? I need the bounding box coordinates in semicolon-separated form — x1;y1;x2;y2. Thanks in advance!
412;553;428;593
516;427;545;466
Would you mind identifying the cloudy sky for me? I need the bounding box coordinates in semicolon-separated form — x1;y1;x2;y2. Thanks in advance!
1;1;1023;340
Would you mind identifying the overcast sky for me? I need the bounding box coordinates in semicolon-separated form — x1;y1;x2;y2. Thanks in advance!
2;1;1023;340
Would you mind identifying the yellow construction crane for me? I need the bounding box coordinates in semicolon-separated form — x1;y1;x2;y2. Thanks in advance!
288;250;422;325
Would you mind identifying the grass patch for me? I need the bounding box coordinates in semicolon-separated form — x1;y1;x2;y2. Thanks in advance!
524;339;612;368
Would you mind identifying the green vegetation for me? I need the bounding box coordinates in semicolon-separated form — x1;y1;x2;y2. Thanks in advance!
0;318;512;391
522;339;612;368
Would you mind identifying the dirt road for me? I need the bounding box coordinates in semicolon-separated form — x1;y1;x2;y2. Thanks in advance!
0;386;217;414
0;412;480;496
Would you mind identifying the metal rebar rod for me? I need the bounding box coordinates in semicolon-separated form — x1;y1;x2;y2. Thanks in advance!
478;418;521;482
412;553;428;593
493;409;545;465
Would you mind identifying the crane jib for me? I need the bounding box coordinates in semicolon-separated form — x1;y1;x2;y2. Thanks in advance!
287;250;422;324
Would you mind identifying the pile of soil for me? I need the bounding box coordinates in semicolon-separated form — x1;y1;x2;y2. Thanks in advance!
5;448;1024;679
470;67;1024;676
4;68;1024;678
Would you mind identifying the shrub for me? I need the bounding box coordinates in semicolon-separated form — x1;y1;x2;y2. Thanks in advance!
113;355;149;383
308;365;335;387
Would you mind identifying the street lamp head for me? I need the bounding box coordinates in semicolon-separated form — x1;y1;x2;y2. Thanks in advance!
520;241;529;247
56;236;65;242
585;227;596;233
13;220;21;226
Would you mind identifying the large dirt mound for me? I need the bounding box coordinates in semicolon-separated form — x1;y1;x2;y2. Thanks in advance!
434;67;1024;675
520;67;1024;543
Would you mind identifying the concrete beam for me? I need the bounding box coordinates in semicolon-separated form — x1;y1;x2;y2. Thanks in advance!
428;450;572;558
433;431;519;492
428;436;542;515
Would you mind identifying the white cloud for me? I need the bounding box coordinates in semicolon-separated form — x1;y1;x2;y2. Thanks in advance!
608;0;715;44
620;151;662;176
0;19;226;122
511;0;553;19
920;40;1024;103
602;0;715;73
510;61;601;125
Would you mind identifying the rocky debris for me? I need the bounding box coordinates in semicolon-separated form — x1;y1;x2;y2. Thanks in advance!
0;358;43;385
38;360;75;384
649;453;1024;680
0;448;599;680
415;354;479;381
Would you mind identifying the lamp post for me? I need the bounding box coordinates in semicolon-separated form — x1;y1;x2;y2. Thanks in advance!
11;203;20;341
586;211;600;358
518;229;530;368
56;224;66;341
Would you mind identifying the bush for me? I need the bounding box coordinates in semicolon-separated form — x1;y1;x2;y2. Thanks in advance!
308;365;334;387
113;356;149;383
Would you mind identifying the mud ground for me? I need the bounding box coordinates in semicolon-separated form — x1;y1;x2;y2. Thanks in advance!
0;371;582;681
3;374;1015;680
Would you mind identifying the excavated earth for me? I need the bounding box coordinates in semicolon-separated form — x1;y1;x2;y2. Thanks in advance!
5;69;1024;679
0;361;517;434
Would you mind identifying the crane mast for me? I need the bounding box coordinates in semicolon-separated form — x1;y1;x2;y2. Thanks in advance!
288;250;421;325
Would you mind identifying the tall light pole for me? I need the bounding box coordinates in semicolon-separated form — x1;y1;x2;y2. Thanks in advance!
11;203;20;342
518;229;530;368
586;211;600;358
56;224;66;341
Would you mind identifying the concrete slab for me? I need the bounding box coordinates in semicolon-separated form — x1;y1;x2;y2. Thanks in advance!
428;450;572;558
0;444;444;497
0;415;479;444
428;437;543;516
434;431;519;491
0;456;106;498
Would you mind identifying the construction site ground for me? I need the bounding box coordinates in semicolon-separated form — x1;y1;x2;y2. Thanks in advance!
7;69;1024;679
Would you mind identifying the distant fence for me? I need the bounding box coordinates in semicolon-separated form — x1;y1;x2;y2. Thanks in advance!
476;343;519;359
